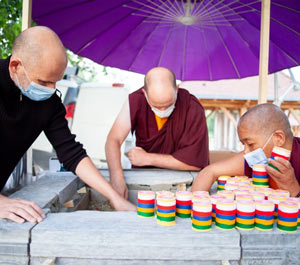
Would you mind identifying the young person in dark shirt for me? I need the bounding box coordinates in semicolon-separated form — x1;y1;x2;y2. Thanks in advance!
0;26;135;224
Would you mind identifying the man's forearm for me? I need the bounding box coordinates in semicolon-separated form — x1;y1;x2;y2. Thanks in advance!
148;153;200;171
75;157;119;202
105;139;124;181
192;166;216;192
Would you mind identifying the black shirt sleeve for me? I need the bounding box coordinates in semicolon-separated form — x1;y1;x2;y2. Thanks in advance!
44;97;87;173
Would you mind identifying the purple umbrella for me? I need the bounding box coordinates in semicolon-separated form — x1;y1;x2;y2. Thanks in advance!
32;0;300;81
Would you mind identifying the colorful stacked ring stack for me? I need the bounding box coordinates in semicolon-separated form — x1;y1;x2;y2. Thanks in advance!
235;194;253;202
249;191;265;201
176;191;192;218
217;190;235;201
256;187;274;200
268;146;291;171
252;164;269;187
192;201;212;232
277;201;298;233
236;200;255;230
217;176;230;191
156;195;176;226
268;193;287;220
255;200;275;231
224;183;238;192
192;194;210;218
287;197;300;228
272;189;290;199
215;199;236;230
211;194;226;223
137;191;155;218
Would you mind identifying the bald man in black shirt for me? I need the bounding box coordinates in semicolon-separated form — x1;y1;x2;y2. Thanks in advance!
0;26;135;224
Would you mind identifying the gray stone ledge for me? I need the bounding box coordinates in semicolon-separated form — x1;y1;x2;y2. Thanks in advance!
31;211;240;261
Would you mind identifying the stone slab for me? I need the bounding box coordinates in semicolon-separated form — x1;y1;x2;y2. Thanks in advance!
31;211;240;261
31;258;225;265
239;224;300;264
9;173;78;210
0;255;28;265
100;169;194;187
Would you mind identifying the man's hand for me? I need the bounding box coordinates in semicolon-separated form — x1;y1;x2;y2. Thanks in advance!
266;157;300;197
110;176;128;199
128;147;149;167
110;194;136;211
0;195;45;224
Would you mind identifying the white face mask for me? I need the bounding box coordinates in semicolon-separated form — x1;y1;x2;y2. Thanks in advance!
145;93;177;118
243;133;274;168
151;104;175;118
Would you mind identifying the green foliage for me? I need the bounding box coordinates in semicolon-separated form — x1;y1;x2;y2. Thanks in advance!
0;0;22;58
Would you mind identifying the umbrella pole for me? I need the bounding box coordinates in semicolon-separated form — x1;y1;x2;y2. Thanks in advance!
258;0;271;104
22;0;32;31
22;0;33;182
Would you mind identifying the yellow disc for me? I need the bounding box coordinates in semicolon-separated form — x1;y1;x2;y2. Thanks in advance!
236;217;255;225
255;218;274;226
192;219;212;226
176;208;191;214
215;217;235;225
137;207;155;213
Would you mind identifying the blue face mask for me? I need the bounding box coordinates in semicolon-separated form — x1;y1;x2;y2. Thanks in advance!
15;63;55;101
243;133;274;168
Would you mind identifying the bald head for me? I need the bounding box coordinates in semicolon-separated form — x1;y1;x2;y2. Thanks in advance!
238;103;293;140
144;67;177;109
12;26;67;71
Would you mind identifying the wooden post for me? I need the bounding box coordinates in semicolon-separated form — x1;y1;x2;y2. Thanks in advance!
220;107;237;129
22;0;32;31
258;0;271;104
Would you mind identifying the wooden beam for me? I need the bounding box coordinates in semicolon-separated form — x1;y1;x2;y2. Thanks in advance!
220;107;237;129
22;0;32;31
206;109;215;120
258;0;271;104
289;108;300;126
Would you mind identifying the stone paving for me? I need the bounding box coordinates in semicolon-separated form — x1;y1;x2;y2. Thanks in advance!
0;170;300;265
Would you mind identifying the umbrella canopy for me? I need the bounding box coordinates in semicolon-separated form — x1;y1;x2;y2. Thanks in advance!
32;0;300;81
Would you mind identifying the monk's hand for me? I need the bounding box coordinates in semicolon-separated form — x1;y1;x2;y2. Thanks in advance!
109;193;136;212
110;176;128;200
0;195;45;224
266;157;300;197
128;147;149;167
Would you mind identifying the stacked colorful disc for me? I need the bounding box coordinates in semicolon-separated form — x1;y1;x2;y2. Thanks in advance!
224;183;238;192
287;197;300;228
277;201;298;233
192;201;212;232
215;199;236;230
268;193;287;220
252;164;269;187
176;191;192;218
256;187;274;199
217;190;235;200
217;176;230;190
156;195;176;226
210;194;226;223
235;194;253;202
268;146;291;171
272;189;290;199
249;191;265;201
236;199;255;230
192;194;210;218
137;191;155;218
255;200;275;231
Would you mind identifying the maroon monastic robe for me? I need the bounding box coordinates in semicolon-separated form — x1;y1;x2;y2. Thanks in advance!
129;88;209;168
244;137;300;186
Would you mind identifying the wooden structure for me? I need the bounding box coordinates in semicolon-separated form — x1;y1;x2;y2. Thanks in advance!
181;72;300;150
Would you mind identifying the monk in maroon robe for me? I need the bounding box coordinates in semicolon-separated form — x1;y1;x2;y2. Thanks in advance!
106;67;209;198
192;103;300;198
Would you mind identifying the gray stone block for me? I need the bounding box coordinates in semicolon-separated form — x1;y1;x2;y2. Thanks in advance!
31;257;223;265
239;224;300;264
9;172;78;210
31;211;240;261
0;255;28;265
100;169;193;188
